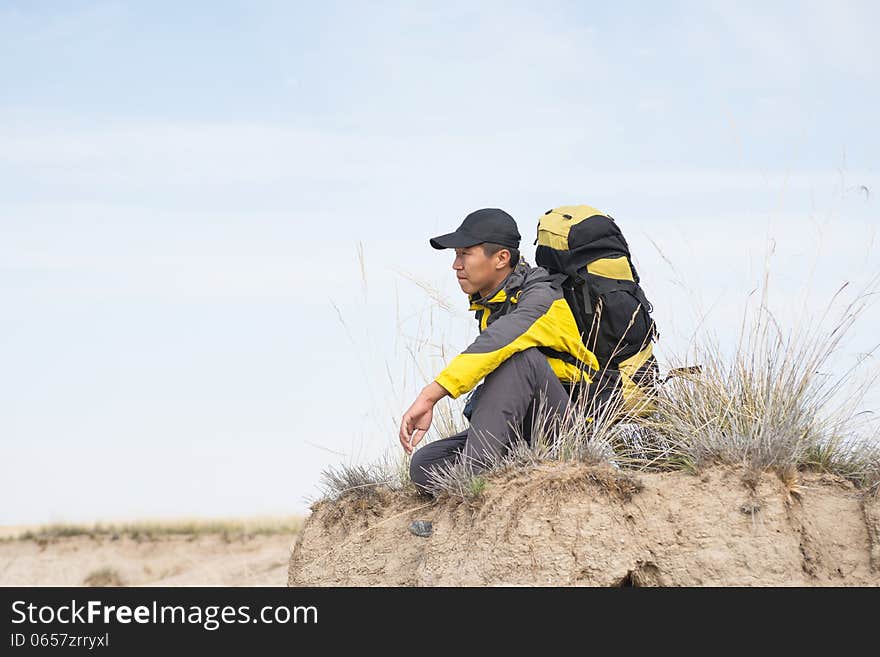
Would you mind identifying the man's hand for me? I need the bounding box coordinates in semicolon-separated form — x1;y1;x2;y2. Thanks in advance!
399;381;450;455
399;397;433;455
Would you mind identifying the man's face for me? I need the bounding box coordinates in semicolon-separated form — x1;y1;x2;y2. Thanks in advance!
452;244;507;297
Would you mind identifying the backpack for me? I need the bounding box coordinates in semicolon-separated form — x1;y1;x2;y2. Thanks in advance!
534;205;660;414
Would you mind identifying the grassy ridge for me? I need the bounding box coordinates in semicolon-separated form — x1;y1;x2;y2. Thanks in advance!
4;516;304;542
320;245;880;503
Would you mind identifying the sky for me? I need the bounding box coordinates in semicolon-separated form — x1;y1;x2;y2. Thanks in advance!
1;0;878;524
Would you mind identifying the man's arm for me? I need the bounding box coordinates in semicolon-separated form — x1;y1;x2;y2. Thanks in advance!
399;381;450;455
435;284;598;399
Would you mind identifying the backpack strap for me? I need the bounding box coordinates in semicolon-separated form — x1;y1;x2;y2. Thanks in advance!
551;271;593;341
536;346;596;377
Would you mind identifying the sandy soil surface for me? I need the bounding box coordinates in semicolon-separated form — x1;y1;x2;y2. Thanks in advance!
290;464;880;586
1;534;296;586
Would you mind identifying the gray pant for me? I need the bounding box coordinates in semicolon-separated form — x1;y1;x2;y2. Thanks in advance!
409;347;572;495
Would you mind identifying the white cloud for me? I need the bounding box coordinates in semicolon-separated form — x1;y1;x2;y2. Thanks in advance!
2;118;873;195
708;0;878;82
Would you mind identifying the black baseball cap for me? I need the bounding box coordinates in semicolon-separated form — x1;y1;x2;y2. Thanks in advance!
429;208;521;250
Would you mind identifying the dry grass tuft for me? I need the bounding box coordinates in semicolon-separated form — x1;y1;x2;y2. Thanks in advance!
634;272;880;491
83;567;125;587
317;456;404;503
778;465;804;504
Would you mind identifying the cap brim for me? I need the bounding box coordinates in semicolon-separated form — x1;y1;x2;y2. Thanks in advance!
429;230;482;250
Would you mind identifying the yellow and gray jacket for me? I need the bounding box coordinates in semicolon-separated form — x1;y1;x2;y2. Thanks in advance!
434;260;600;399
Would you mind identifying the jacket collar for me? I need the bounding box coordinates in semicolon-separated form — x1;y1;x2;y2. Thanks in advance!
469;258;531;306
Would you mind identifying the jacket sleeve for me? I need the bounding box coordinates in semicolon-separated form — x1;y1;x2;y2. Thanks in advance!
434;283;594;399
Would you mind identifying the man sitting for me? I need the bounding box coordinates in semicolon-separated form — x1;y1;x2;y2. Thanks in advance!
399;208;600;496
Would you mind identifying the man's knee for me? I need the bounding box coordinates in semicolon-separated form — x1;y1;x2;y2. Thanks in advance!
492;347;544;373
479;347;564;411
480;348;546;394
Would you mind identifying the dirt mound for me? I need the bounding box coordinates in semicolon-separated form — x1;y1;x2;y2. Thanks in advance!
288;464;880;586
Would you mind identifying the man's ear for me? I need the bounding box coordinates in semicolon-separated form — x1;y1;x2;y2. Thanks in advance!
496;248;511;270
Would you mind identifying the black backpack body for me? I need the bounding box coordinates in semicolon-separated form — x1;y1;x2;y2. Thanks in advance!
534;205;660;414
